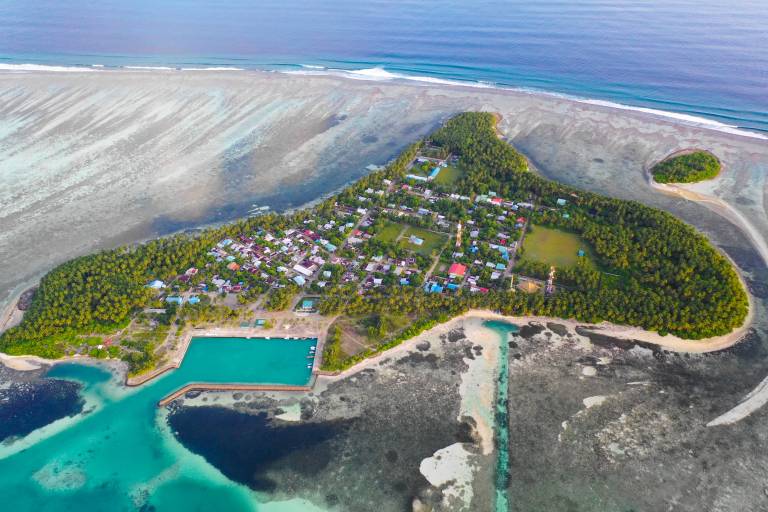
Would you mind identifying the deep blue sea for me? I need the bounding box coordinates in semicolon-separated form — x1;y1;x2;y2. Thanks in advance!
1;0;766;134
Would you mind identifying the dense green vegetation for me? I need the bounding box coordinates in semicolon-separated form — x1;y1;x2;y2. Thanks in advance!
321;112;746;341
651;151;721;184
0;113;748;364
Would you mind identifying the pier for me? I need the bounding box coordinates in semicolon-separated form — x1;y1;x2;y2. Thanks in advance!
158;383;311;407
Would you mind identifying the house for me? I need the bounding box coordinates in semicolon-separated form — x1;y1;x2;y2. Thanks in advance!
293;264;313;277
227;262;241;271
165;296;183;305
188;296;201;305
429;283;444;293
293;275;306;286
148;280;166;289
448;263;468;278
556;198;567;206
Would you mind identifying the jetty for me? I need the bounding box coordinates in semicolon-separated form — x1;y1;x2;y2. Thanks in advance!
158;382;311;407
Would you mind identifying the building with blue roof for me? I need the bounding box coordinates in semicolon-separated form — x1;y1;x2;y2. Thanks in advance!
188;296;200;305
165;296;183;305
429;283;444;293
446;283;459;291
496;263;507;271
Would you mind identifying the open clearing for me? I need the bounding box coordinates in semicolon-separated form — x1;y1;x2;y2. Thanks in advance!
522;225;592;267
373;220;405;243
399;227;448;257
434;165;463;186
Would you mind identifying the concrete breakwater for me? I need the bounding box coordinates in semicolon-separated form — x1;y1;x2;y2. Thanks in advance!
158;383;311;407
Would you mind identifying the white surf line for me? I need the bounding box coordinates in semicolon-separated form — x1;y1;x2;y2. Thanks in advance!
707;374;768;427
646;157;768;427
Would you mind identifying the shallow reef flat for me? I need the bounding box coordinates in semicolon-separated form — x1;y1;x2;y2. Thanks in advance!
168;321;499;512
0;363;84;444
504;320;768;512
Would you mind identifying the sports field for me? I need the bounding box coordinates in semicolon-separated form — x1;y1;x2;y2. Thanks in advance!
522;225;592;267
373;220;404;243
434;165;463;186
398;227;448;257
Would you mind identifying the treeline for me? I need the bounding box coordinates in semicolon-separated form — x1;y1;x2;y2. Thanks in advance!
651;151;720;184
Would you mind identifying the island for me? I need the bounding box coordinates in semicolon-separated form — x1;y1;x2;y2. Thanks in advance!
651;150;721;184
0;113;749;379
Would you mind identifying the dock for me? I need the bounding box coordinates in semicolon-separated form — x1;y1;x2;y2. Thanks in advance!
157;382;311;407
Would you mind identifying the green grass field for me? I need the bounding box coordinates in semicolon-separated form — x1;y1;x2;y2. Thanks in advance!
434;165;463;186
522;225;592;267
399;227;448;257
373;220;405;243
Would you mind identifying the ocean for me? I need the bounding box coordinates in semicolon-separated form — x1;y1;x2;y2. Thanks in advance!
0;0;766;135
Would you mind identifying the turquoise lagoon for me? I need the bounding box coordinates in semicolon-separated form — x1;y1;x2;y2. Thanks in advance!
0;337;321;512
483;320;518;512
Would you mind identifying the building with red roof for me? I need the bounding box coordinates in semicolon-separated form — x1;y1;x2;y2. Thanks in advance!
448;263;467;278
